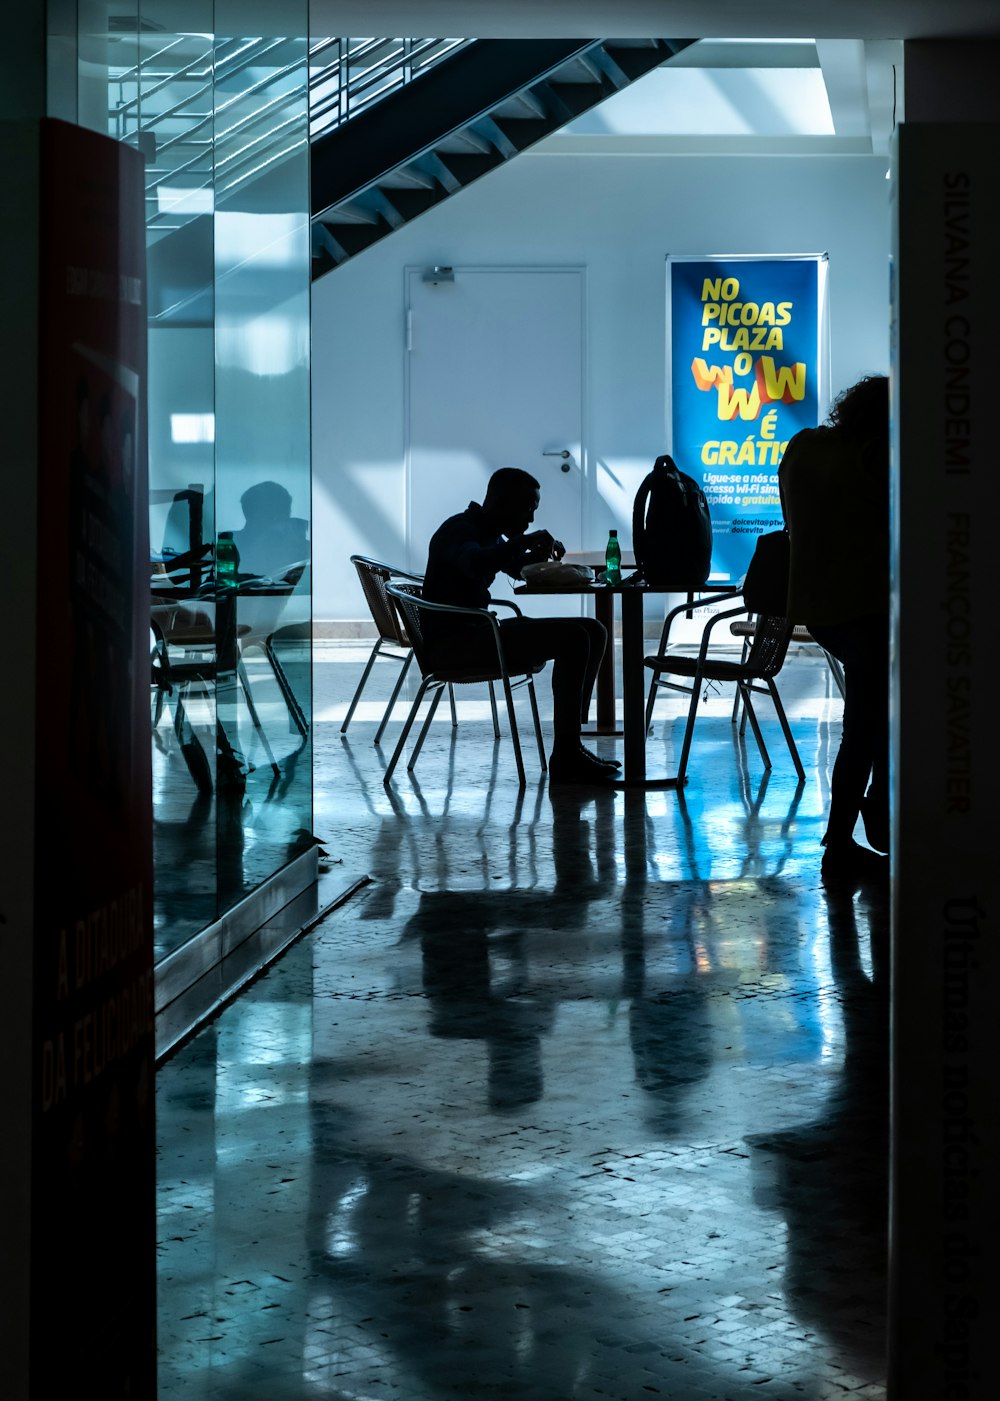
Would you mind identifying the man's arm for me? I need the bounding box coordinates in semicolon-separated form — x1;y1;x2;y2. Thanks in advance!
453;529;560;582
451;534;527;582
507;529;563;573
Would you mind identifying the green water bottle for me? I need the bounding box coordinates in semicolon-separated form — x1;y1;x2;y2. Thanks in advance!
216;530;239;586
604;528;621;586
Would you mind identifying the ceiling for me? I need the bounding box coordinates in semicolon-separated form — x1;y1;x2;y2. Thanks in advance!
306;2;997;156
544;38;901;155
309;2;1000;42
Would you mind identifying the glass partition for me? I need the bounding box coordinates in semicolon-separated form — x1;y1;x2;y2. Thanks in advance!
48;1;313;967
212;28;312;914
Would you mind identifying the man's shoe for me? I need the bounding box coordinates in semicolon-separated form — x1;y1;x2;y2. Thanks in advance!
821;839;889;886
579;743;622;771
549;750;617;786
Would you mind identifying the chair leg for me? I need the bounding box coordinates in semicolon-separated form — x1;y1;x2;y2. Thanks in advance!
408;684;445;771
732;636;751;725
151;636;169;727
384;678;430;784
822;648;847;700
768;679;805;781
448;684;458;729
739;683;772;771
501;673;527;788
172;687;214;794
526;675;547;771
374;651;412;746
264;635;309;737
644;673;659;734
488;680;501;740
341;639;383;734
675;677;703;785
238;660;281;777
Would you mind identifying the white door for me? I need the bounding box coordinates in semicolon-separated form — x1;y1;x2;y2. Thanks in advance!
406;266;585;616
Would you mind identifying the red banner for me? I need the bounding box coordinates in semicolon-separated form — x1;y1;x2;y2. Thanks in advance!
34;118;155;1395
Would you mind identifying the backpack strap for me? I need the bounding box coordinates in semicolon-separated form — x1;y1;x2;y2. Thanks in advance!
631;469;655;582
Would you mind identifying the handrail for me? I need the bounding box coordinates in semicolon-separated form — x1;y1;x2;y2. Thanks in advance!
109;35;470;154
143;38;297;165
308;37;470;138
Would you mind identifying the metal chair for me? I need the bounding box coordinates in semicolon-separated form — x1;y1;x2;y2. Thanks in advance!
237;561;311;739
343;555;490;744
728;618;846;711
383;582;547;787
643;593;804;785
150;606;281;792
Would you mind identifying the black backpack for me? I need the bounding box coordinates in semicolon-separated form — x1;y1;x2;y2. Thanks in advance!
632;455;713;586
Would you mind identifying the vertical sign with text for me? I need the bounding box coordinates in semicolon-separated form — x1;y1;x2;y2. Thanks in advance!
890;122;1000;1401
33;118;155;1396
668;255;826;580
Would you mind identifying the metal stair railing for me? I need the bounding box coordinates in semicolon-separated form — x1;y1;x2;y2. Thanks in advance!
108;33;470;229
110;35;468;170
308;37;470;139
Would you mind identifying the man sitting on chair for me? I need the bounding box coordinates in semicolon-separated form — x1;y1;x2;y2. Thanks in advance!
423;466;618;785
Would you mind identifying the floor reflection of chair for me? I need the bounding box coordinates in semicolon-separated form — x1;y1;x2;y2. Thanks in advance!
644;594;805;785
383;583;546;788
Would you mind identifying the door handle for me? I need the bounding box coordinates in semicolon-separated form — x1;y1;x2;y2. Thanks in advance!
543;449;573;473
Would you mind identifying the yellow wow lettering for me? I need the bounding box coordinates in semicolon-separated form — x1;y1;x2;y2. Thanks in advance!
755;356;807;404
691;358;733;391
716;382;762;422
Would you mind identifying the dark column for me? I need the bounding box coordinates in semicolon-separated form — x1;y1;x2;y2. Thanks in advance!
1;30;157;1392
889;39;1000;1401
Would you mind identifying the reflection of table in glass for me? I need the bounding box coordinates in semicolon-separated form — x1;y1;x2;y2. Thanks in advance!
516;572;734;788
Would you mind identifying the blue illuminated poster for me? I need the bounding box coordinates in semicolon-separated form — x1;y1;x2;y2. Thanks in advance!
667;255;827;581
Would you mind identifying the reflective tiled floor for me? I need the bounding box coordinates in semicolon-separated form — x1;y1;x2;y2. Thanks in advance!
152;638;313;962
157;641;888;1400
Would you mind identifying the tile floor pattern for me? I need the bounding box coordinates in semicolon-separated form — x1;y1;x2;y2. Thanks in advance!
157;641;888;1400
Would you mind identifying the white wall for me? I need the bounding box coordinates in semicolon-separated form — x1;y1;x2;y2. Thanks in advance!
312;148;890;621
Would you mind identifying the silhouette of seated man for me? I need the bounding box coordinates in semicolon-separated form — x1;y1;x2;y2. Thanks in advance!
422;466;618;784
232;480;309;579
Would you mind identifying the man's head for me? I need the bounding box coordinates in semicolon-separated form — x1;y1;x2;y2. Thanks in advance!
483;467;540;537
241;480;293;524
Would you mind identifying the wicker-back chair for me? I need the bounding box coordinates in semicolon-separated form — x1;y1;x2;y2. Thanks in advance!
383;582;546;787
343;555;499;744
341;556;426;743
150;607;281;793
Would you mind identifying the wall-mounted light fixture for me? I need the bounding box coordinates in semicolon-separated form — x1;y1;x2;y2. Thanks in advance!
422;265;455;284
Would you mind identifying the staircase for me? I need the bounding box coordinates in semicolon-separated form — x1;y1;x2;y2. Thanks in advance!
106;33;694;302
310;38;694;278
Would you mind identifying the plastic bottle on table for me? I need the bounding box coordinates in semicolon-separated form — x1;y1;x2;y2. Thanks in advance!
216;531;239;586
604;528;621;586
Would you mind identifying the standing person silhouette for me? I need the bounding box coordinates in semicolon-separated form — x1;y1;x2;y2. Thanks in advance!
779;375;890;882
422;467;618;785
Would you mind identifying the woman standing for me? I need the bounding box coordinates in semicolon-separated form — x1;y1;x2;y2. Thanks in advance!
779;375;890;882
